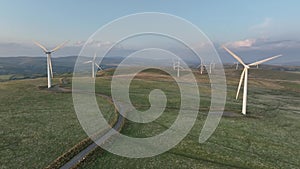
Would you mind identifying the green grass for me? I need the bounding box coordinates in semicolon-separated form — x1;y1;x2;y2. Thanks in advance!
0;74;13;81
77;69;300;169
1;68;299;169
0;78;116;169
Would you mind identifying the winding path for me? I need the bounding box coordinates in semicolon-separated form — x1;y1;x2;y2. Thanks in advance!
60;114;124;169
51;86;126;169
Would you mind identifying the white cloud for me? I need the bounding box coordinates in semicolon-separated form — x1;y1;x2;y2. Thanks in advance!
225;39;256;48
249;18;273;39
223;38;300;52
250;18;272;31
73;40;86;46
72;40;114;47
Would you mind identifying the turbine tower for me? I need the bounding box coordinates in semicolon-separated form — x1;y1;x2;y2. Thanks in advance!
212;62;216;69
234;62;239;70
84;53;102;78
34;41;68;88
209;62;213;74
223;46;281;115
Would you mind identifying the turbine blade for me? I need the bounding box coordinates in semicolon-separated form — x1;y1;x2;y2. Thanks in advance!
95;63;102;70
84;60;93;64
50;41;69;52
236;68;246;99
33;41;48;52
222;45;246;67
248;55;282;66
179;66;185;70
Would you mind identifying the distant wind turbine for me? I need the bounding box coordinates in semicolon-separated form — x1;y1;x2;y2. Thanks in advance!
34;41;68;88
173;59;185;77
197;63;205;74
234;62;239;70
209;62;215;74
84;53;102;78
172;59;176;70
223;45;281;115
212;62;216;69
197;63;214;74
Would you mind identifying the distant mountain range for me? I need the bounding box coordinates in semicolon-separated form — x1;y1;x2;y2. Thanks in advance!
0;56;126;76
280;61;300;66
0;56;299;78
0;56;76;76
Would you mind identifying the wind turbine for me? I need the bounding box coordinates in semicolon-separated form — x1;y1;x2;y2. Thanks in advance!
234;62;239;70
223;45;281;115
173;59;184;77
209;62;214;74
212;62;216;69
34;41;68;88
84;53;102;78
197;63;205;74
172;59;176;70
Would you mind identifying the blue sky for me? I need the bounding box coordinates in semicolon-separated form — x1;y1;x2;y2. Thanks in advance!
0;0;300;64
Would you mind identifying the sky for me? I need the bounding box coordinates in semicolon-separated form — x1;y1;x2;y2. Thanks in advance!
0;0;300;64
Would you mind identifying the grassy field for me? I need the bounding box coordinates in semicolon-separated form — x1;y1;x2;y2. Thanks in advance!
0;68;299;169
76;68;300;169
0;78;116;169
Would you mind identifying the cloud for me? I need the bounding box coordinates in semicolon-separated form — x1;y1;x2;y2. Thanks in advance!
72;40;114;47
250;18;272;31
219;38;300;65
225;39;256;48
249;18;273;39
223;38;300;52
73;40;86;46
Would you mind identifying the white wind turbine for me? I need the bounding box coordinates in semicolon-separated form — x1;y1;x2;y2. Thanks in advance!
223;46;282;115
84;53;102;78
197;63;205;74
234;62;239;70
197;63;214;74
209;62;215;74
173;59;184;77
172;59;176;70
34;41;68;88
212;62;216;69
